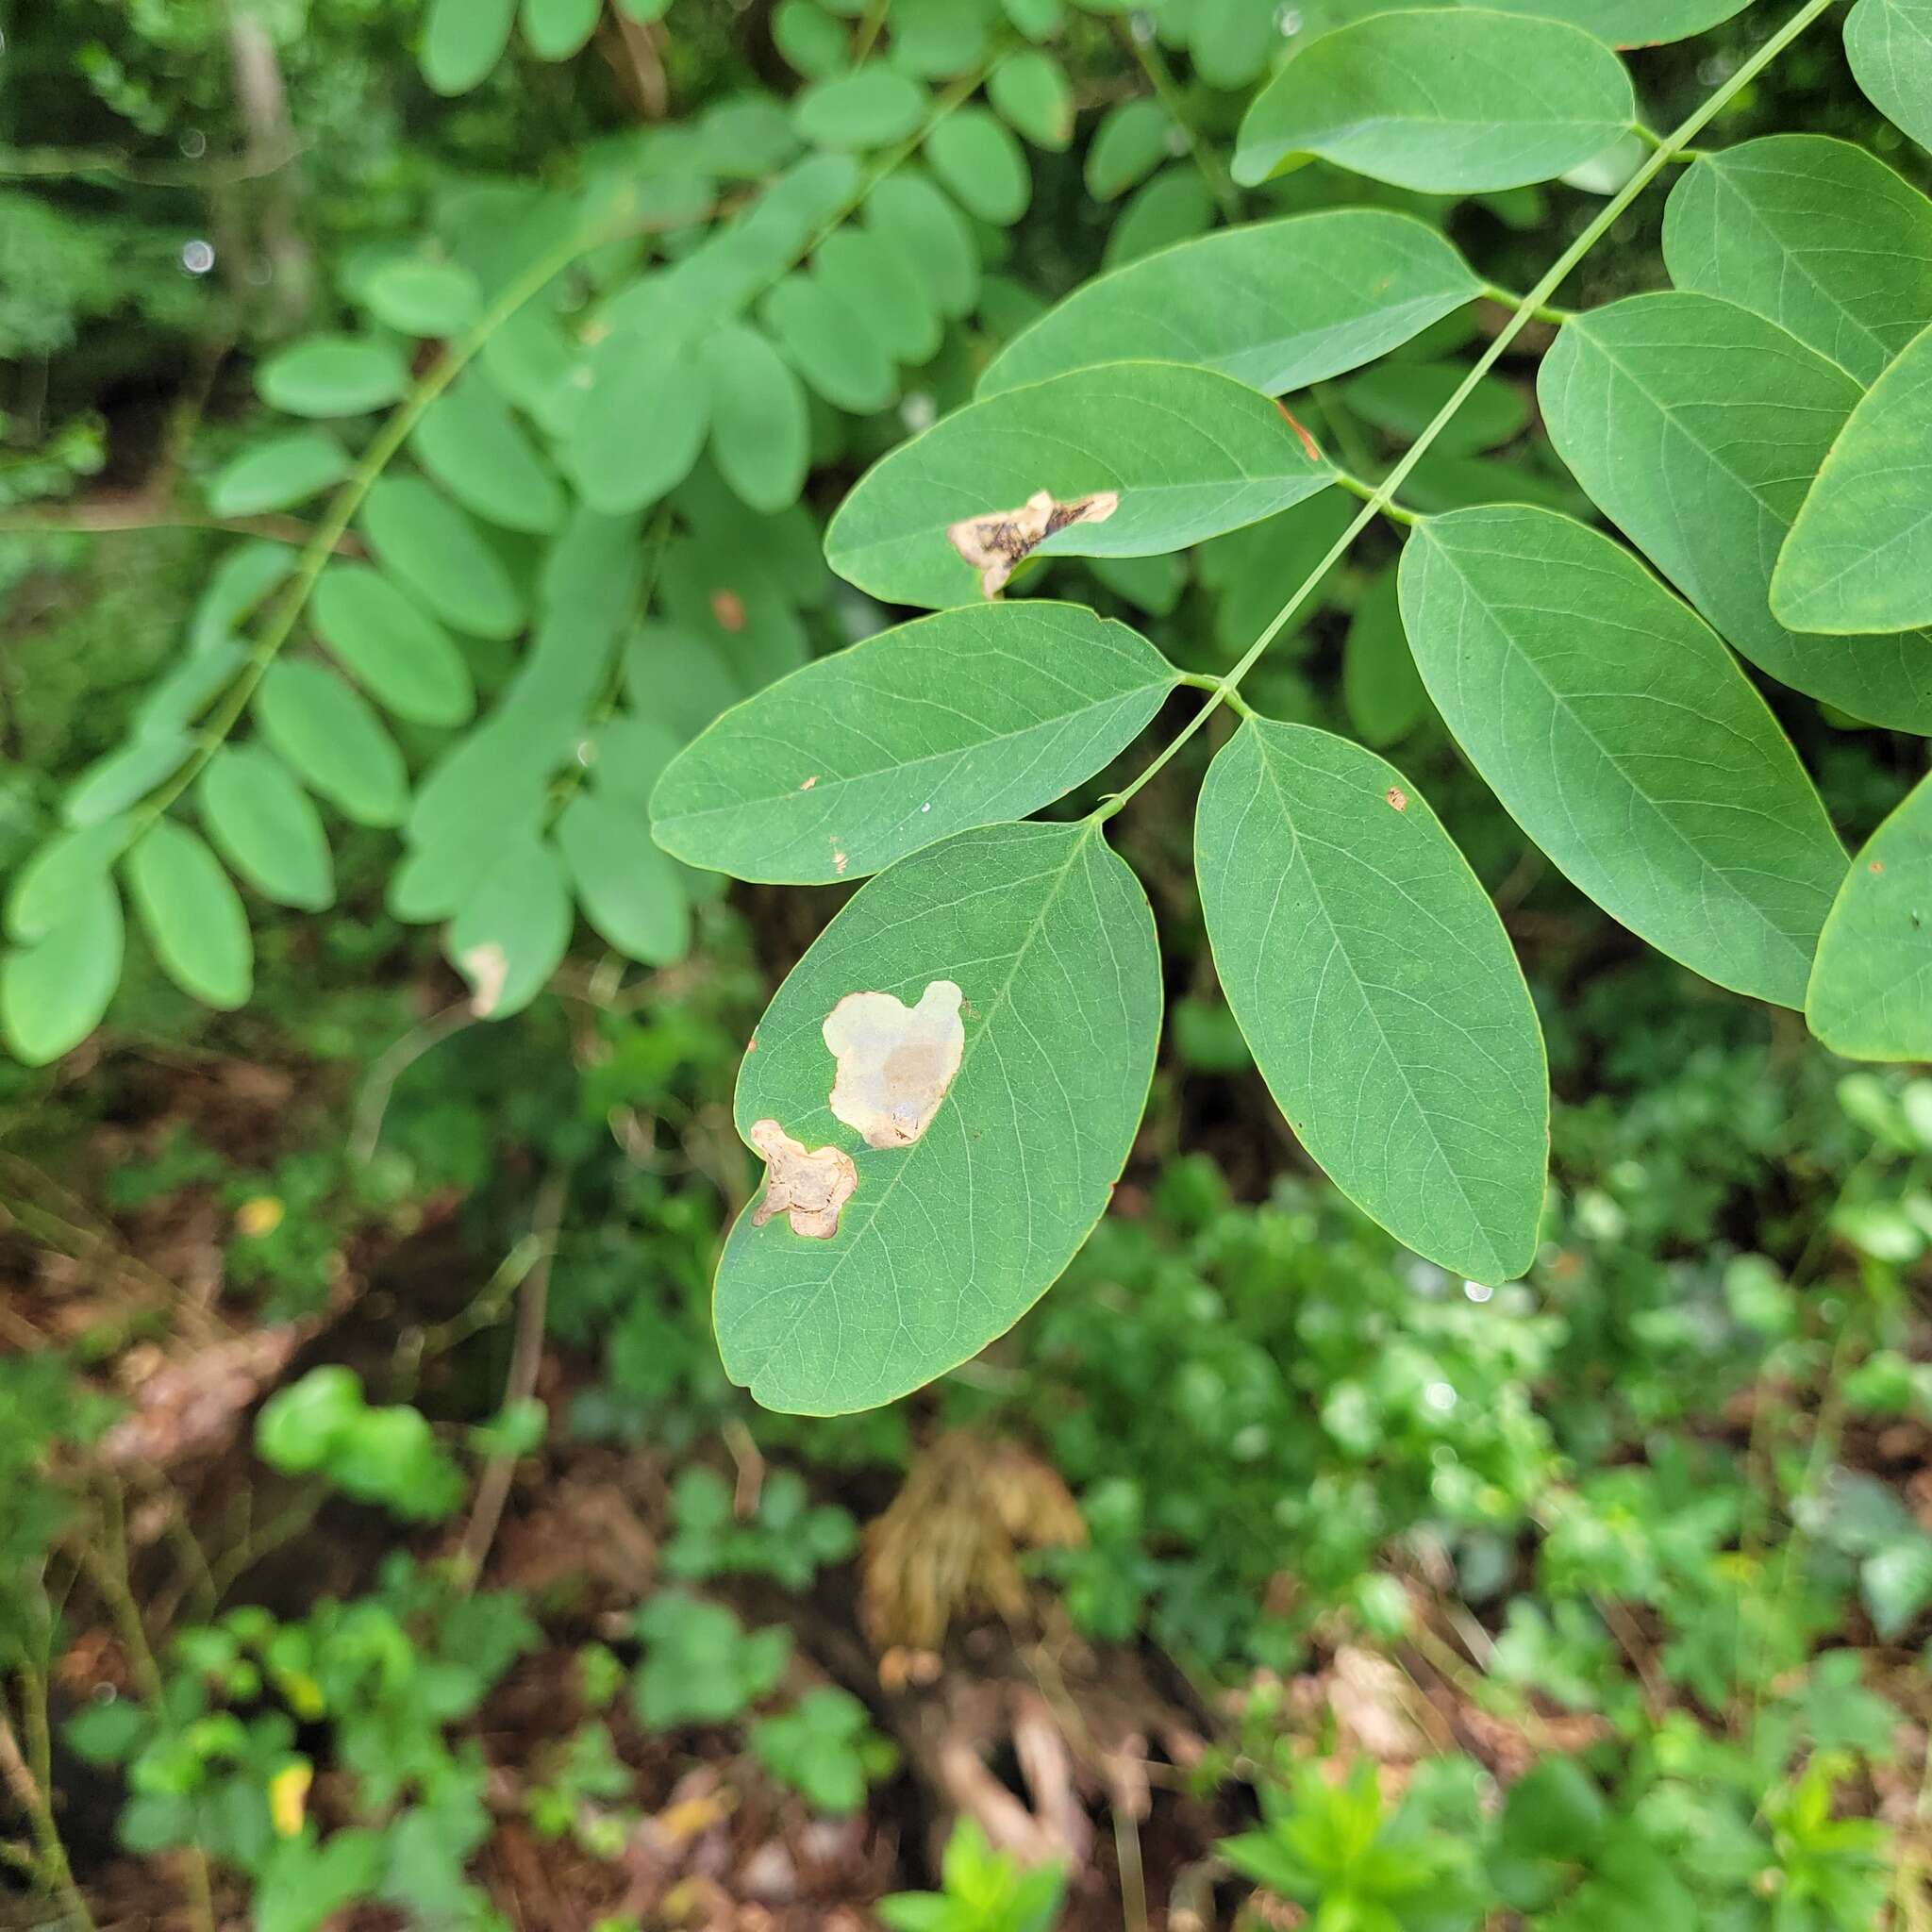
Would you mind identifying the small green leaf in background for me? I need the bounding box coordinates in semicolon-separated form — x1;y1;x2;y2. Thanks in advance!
557;791;691;966
1807;774;1932;1060
749;1687;897;1814
1195;718;1548;1285
1191;0;1280;89
814;228;941;365
889;0;989;76
412;375;567;535
761;271;897;414
1101;166;1213;270
794;66;928;148
1084;98;1174;200
980;211;1483;398
257;336;409;419
1342;360;1528;455
1662;135;1932;386
1846;0;1932;152
422;0;517;94
445;833;574;1018
6;819;131;943
652;602;1177;883
521;0;602;61
701;323;811;513
864;175;978;319
567;330;710;514
1400;506;1847;1009
632;1592;791;1728
125;820;253;1010
924;106;1030;224
63;735;191;827
718;819;1161;1414
826;360;1334;609
1342;565;1428;749
1;877;122;1066
1233;9;1635;193
198;745;335;911
310;564;475;727
208;431;350;518
255;660;409;828
1774;323;1932;635
989;50;1074;150
1540;291;1932;733
773;0;850;81
358;476;525;640
360;257;483;339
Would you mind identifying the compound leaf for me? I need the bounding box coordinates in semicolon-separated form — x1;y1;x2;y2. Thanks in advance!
1539;291;1932;731
825;360;1334;609
1196;718;1547;1284
652;602;1176;883
1232;10;1634;194
1807;774;1932;1059
718;818;1160;1415
1774;322;1932;635
979;211;1483;399
1400;506;1846;1008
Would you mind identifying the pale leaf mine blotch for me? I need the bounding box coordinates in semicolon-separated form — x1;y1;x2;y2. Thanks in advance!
749;1120;858;1240
824;979;966;1150
947;490;1119;598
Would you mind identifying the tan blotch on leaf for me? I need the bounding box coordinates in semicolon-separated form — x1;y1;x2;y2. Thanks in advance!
748;1119;858;1240
824;979;965;1150
947;489;1119;598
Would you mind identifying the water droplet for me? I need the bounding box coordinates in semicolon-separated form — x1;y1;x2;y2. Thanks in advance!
920;801;931;813
1463;1279;1492;1304
1424;1380;1457;1413
180;128;208;158
181;239;216;275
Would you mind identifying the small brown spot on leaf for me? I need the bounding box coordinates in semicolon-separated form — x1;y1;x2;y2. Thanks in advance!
824;979;965;1150
833;847;848;874
748;1120;858;1240
1870;860;1885;874
1385;787;1408;812
710;589;747;632
947;488;1120;598
800;774;818;791
1275;402;1324;465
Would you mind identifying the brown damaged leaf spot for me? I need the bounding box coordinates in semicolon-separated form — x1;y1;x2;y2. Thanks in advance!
1385;786;1408;812
748;1119;858;1240
824;979;965;1150
947;489;1120;599
460;941;509;1017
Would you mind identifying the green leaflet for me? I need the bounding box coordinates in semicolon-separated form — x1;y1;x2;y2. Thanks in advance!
925;107;1029;225
864;175;978;321
1457;0;1751;42
566;330;710;515
125;820;253;1010
1807;774;1932;1059
1104;168;1214;271
445;833;574;1019
1846;0;1932;151
1083;99;1173;201
1539;291;1932;732
557;791;691;966
1196;718;1547;1285
6;819;132;943
1399;507;1846;1009
815;229;941;367
978;212;1483;399
0;876;122;1066
422;0;516;94
824;360;1335;609
359;476;525;641
1774;323;1932;635
718;819;1161;1415
988;50;1074;150
310;565;475;727
63;735;190;827
254;661;409;828
793;68;928;148
1232;10;1635;193
361;258;483;338
651;603;1177;883
198;746;336;912
1663;136;1932;387
412;375;567;535
761;272;896;414
257;336;409;418
208;431;350;518
702;324;811;514
1341;361;1528;455
522;0;602;60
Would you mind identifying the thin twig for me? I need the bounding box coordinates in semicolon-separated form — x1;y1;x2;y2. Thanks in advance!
0;1705;95;1932
458;1174;568;1587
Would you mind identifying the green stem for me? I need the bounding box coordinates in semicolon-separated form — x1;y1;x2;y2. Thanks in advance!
1092;0;1839;824
1335;468;1418;527
1118;22;1242;224
1479;281;1574;326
